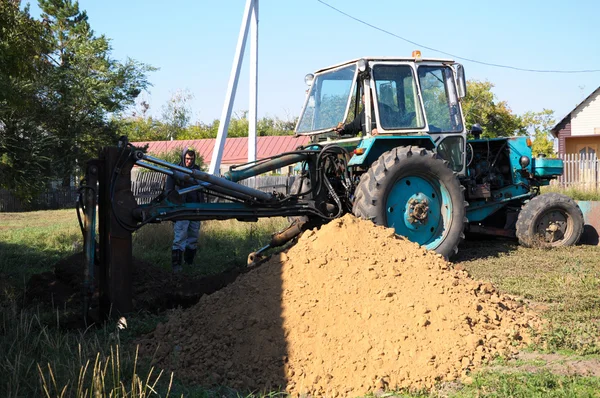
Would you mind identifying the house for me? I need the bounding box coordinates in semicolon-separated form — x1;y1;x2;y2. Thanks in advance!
551;86;600;157
132;135;310;175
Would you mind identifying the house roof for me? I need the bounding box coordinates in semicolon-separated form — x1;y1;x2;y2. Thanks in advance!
132;135;310;166
551;86;600;137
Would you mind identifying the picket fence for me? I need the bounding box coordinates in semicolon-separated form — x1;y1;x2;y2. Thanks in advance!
552;153;599;191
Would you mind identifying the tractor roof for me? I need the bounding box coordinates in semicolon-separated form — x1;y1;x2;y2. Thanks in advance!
314;56;456;74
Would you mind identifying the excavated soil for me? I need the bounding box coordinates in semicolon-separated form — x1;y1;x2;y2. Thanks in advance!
137;215;542;396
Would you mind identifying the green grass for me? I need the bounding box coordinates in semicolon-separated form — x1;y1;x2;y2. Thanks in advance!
0;210;81;279
1;209;600;397
449;370;600;397
133;218;288;275
455;239;600;355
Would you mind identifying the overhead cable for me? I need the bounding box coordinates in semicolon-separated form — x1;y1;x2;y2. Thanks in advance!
317;0;600;74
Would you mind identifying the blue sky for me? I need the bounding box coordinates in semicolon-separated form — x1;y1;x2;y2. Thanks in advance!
28;0;600;126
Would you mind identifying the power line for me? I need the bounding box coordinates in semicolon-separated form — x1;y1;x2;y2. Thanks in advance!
317;0;600;74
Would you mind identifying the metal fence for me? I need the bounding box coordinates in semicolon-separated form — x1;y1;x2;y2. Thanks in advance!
1;173;298;212
552;153;599;191
131;171;297;204
0;187;79;212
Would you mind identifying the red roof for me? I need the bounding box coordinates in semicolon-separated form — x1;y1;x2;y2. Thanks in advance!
132;136;310;166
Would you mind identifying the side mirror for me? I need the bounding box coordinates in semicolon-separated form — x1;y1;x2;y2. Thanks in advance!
456;64;466;98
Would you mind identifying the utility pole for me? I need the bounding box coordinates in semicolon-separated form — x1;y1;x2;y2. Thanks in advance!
209;0;259;175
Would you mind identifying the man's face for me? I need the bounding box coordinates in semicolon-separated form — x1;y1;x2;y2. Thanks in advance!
184;153;195;168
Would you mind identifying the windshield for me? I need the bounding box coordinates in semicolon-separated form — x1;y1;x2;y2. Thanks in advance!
372;64;425;130
296;64;356;133
417;65;463;133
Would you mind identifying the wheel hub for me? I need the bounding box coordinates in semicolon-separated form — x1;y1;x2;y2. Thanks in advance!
385;174;451;248
407;197;429;223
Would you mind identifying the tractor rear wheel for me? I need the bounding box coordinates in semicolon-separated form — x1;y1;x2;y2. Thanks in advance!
353;147;467;259
515;193;584;247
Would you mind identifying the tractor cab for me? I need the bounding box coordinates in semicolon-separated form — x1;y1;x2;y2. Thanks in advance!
295;54;468;175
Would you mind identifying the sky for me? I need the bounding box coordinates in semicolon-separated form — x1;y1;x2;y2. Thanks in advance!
27;0;600;127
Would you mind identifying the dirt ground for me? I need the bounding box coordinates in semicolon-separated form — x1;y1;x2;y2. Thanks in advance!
134;215;544;396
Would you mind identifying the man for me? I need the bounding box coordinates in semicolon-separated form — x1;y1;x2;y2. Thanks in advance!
334;93;380;136
166;148;204;273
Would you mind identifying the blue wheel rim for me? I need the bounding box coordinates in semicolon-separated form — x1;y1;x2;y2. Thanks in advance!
385;175;452;249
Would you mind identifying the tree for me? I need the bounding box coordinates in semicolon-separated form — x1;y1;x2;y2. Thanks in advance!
462;80;525;138
38;0;154;185
0;1;55;201
522;109;556;157
161;89;193;140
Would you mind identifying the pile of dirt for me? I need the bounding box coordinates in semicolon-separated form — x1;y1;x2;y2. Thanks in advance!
137;215;541;396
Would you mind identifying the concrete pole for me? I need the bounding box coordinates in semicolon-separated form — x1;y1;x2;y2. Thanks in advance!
249;0;258;165
248;0;258;188
209;0;253;175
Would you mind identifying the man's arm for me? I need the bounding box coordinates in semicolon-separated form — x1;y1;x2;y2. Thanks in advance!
336;111;364;135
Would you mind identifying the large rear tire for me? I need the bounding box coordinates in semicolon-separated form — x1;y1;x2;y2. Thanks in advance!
515;193;584;247
353;147;467;259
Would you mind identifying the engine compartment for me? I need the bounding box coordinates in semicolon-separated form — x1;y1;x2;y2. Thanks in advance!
464;140;513;200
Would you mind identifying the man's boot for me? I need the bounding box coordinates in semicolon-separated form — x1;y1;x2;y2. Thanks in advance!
172;249;183;273
184;248;197;266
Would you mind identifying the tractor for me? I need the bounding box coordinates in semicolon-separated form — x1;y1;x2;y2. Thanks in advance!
80;53;584;318
289;54;584;257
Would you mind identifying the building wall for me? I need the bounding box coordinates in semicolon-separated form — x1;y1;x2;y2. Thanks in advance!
571;91;600;136
565;136;600;155
557;118;571;155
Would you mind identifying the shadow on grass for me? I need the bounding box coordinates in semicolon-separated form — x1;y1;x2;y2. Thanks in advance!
0;241;76;300
454;235;518;262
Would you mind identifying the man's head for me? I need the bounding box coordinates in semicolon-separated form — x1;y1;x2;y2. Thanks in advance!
184;149;196;168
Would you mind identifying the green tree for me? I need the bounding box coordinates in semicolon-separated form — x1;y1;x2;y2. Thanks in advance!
161;89;193;140
462;80;526;138
522;109;556;157
38;0;154;185
114;100;171;142
0;1;55;202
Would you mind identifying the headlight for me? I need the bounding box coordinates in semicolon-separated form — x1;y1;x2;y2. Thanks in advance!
304;73;314;86
357;58;367;72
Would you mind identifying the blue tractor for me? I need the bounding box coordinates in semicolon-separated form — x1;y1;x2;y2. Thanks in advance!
82;54;584;317
289;54;584;258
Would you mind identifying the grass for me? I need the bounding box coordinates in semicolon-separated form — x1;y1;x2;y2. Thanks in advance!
541;186;600;201
1;208;600;396
451;371;600;397
133;218;288;275
0;210;81;281
455;239;600;355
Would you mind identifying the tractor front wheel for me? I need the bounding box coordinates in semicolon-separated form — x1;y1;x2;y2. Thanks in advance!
515;193;584;247
353;147;467;259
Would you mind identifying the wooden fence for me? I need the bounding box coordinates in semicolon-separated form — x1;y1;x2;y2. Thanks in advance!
552;153;599;191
